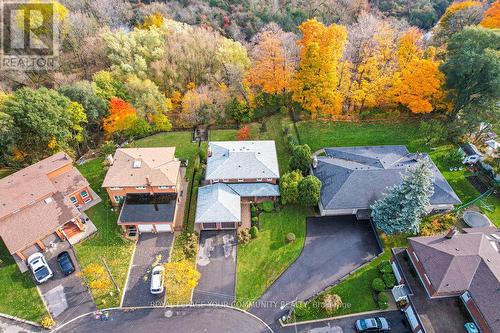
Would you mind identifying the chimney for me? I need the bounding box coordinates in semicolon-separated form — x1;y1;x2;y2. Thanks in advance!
146;175;151;186
106;154;114;166
312;156;318;169
445;228;459;239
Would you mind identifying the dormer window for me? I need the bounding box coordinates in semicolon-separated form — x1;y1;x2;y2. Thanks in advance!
135;186;146;190
133;160;142;168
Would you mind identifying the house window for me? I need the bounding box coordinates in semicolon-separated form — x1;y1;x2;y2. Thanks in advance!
159;185;168;189
110;187;122;190
266;178;273;181
213;179;219;183
257;178;262;182
114;196;125;203
83;197;92;204
135;186;146;190
80;190;89;198
238;179;244;182
70;196;78;204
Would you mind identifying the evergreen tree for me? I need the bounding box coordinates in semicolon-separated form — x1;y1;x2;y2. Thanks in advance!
371;158;435;234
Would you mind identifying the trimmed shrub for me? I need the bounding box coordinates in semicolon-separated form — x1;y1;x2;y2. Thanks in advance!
238;229;251;245
378;299;389;309
250;205;258;216
251;216;258;223
286;232;296;243
184;232;199;258
378;291;389;303
372;278;385;292
294;301;308;318
378;260;393;274
250;226;259;239
41;316;55;329
323;294;342;313
259;201;274;212
383;273;397;289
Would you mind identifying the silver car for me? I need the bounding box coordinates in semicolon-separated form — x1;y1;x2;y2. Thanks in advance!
150;266;165;295
355;317;391;332
27;253;53;284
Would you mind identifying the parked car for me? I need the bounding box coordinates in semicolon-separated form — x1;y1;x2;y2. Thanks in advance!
27;253;53;284
355;317;391;332
57;251;75;276
150;266;165;294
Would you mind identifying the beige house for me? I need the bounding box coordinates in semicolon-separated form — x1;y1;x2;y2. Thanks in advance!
102;147;183;234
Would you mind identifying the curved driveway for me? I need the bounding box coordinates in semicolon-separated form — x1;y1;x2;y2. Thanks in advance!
251;216;381;324
56;307;272;333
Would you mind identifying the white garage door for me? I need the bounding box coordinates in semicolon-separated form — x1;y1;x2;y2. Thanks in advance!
138;224;154;233
155;224;172;232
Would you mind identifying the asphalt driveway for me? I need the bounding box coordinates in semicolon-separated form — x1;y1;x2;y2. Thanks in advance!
37;245;96;323
251;215;381;324
192;230;237;305
278;310;410;333
121;233;174;307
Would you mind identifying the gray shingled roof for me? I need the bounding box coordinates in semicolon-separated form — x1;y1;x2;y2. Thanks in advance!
206;141;279;180
226;183;280;197
312;146;461;210
410;228;500;333
195;183;241;223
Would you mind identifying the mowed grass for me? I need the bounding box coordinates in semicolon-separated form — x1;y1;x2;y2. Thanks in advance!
236;206;313;307
0;241;48;322
76;158;134;308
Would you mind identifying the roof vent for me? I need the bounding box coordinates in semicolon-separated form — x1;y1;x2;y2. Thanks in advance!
445;228;459;239
44;197;53;204
133;160;142;168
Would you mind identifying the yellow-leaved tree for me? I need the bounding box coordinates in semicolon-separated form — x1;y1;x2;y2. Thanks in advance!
164;261;201;304
389;29;446;114
291;19;347;118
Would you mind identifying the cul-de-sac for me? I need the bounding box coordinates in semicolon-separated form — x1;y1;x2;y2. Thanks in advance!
0;1;498;333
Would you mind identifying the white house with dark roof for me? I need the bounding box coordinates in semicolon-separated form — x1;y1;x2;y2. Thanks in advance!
195;141;280;230
312;146;461;217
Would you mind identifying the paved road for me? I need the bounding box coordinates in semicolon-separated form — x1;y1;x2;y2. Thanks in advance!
122;233;173;307
277;310;410;333
192;230;237;304
0;315;42;333
37;245;95;323
251;216;381;324
56;307;272;333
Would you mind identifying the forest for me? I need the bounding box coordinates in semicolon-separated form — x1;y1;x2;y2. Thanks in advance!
0;0;498;166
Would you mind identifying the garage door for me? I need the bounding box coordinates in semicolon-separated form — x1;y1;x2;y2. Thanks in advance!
202;223;217;230
138;224;154;232
155;224;172;232
221;222;236;229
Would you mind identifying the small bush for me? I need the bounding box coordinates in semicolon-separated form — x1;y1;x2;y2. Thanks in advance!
41;315;55;329
251;216;258;223
294;301;308;317
378;291;389;303
420;213;458;236
372;278;385;292
100;140;116;156
250;205;258;216
378;260;393;274
250;226;259;239
259;201;274;212
383;273;397;288
184;233;199;258
323;294;342;313
238;229;251;244
378;299;389;309
286;232;296;243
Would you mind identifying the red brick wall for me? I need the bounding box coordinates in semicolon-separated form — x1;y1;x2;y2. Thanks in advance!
465;298;493;333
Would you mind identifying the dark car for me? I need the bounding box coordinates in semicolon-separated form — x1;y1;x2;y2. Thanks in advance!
57;251;75;276
355;317;391;332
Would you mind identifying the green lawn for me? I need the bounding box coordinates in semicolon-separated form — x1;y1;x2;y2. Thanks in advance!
0;168;14;178
236;206;313;307
76;158;134;308
0;241;48;322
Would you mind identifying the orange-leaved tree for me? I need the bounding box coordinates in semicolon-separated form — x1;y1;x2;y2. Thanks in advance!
246;25;297;95
236;126;251;140
480;1;500;28
291;19;347;119
103;97;138;137
389;29;445;114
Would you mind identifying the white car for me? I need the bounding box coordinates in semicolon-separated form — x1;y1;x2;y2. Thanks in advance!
150;265;165;295
27;253;53;284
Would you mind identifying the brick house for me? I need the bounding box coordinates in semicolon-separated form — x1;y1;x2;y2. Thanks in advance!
102;147;183;234
0;152;97;268
391;227;500;333
195;141;280;230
